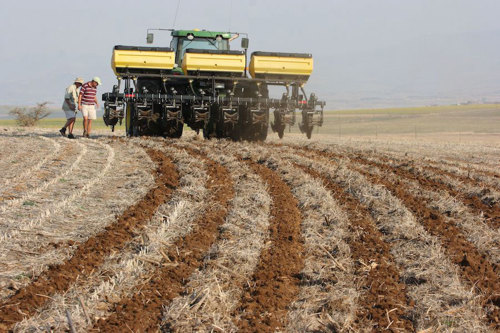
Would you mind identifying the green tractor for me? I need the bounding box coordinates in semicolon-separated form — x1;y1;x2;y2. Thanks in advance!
102;29;324;140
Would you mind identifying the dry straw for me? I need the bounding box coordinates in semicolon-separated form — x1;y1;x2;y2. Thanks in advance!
243;144;360;332
0;139;157;301
279;143;488;331
161;139;271;331
1;136;60;195
15;141;208;332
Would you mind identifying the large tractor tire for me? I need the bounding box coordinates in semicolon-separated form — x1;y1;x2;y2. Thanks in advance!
125;104;134;137
272;110;286;139
301;110;314;139
125;104;145;137
203;104;219;139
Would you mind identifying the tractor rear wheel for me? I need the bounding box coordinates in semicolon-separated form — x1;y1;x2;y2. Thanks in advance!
125;104;134;136
273;110;285;139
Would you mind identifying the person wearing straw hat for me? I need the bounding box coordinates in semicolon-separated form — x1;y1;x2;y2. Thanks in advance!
60;77;84;139
78;77;101;138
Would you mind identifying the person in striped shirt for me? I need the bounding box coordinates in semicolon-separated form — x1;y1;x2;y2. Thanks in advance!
78;77;102;138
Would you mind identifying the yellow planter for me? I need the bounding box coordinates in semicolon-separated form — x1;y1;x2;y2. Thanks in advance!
182;50;245;75
249;52;313;81
112;46;175;75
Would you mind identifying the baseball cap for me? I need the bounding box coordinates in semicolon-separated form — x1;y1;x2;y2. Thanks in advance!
92;76;102;85
74;77;84;84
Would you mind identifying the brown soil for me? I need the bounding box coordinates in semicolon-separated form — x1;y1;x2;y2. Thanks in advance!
356;154;500;274
94;147;234;332
234;157;304;332
301;148;500;329
0;148;179;331
290;143;499;242
366;153;500;229
402;155;499;186
294;163;415;332
415;155;500;180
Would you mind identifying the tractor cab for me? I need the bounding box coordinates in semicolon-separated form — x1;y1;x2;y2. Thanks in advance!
169;30;232;67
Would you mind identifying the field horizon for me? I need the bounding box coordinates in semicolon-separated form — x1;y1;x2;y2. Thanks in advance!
1;103;498;145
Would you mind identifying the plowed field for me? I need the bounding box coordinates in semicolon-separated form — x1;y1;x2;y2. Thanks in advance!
0;128;499;332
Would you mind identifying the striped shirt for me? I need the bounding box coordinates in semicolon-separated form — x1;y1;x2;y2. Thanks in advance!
79;82;97;105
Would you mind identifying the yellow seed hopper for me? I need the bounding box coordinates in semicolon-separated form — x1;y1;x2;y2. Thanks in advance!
182;49;245;76
112;45;175;75
249;51;313;82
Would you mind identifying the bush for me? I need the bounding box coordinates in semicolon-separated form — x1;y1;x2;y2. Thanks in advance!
9;102;51;127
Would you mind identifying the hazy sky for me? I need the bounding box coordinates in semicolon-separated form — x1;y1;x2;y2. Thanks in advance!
1;0;499;108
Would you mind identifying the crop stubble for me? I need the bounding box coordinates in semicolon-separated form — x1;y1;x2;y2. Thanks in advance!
288;144;499;329
234;154;305;332
14;143;206;331
293;162;414;331
277;144;489;331
238;145;361;331
161;140;272;331
93;146;234;332
0;147;179;331
0;132;499;332
353;151;500;229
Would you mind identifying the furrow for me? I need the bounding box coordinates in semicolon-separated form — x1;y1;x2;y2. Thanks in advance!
233;146;305;332
0;139;155;300
320;151;500;329
342;142;500;192
15;143;206;332
354;152;500;226
294;165;413;331
161;139;272;332
269;145;414;330
0;148;179;331
315;136;500;171
244;143;361;332
275;144;490;331
355;161;500;273
291;143;500;233
92;145;234;332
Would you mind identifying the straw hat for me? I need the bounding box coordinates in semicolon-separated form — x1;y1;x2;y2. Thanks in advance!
92;76;102;85
74;77;84;84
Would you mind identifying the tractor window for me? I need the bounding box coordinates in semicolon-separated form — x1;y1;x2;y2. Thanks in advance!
176;37;229;64
170;37;178;53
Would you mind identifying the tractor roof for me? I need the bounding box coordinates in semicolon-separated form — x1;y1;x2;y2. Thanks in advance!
171;29;232;39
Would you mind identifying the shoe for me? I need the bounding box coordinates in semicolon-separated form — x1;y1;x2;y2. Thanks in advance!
59;128;66;137
68;133;75;139
83;131;87;138
85;132;90;138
